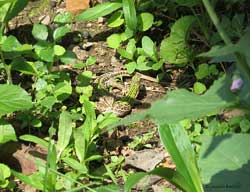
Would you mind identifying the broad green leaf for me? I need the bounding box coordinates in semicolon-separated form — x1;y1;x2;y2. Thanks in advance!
19;134;48;148
138;12;154;31
53;25;71;41
124;172;147;192
159;124;204;192
122;0;137;32
125;61;136;74
76;2;122;21
1;35;21;52
160;16;196;64
107;11;124;27
0;119;16;144
62;157;88;174
57;111;72;158
142;36;157;61
60;50;77;64
32;24;48;41
0;84;32;117
107;33;122;48
198;44;239;58
53;45;65;56
198;134;250;191
37;47;54;62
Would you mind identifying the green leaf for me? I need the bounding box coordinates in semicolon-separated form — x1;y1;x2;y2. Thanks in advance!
142;36;157;61
138;12;154;31
107;11;124;27
125;61;136;73
54;11;73;24
60;50;77;64
124;172;147;192
32;24;48;41
195;63;210;80
53;25;71;41
12;171;43;190
1;35;21;52
46;142;57;191
0;119;16;144
193;82;206;94
11;57;38;76
53;45;65;56
53;81;72;101
62;157;88;174
107;33;122;48
160;16;196;64
197;44;238;58
0;84;32;117
149;167;190;191
122;0;137;32
198;134;250;191
57;111;72;158
2;0;28;24
76;2;122;21
159;124;204;192
0;163;11;188
19;134;48;148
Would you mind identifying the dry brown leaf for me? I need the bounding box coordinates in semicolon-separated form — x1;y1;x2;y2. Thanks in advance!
66;0;90;15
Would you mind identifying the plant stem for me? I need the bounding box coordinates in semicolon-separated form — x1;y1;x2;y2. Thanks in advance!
202;0;250;79
0;49;12;84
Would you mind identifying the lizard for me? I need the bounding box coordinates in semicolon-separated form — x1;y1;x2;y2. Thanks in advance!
95;71;144;117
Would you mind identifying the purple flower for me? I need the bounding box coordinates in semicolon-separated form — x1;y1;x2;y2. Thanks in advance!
230;78;244;92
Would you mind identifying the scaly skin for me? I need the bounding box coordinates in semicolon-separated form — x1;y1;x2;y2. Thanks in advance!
96;72;141;117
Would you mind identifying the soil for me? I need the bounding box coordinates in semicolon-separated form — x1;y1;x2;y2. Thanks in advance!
2;1;182;191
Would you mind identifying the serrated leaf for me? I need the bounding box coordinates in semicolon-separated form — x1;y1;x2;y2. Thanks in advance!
76;2;122;21
0;119;16;144
0;84;32;117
